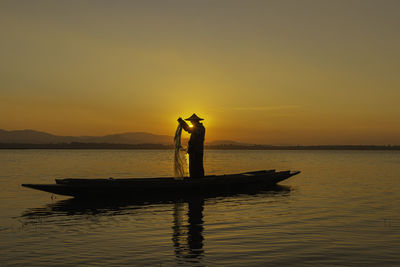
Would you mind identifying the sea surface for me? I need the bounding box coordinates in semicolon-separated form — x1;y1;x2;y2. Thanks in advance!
0;149;399;266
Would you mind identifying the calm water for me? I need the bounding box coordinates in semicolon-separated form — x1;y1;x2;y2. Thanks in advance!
0;149;399;266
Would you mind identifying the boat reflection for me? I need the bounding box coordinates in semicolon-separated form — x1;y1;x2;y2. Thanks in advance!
22;185;291;218
21;185;291;265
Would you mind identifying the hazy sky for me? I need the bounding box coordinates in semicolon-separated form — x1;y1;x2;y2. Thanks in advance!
1;0;399;145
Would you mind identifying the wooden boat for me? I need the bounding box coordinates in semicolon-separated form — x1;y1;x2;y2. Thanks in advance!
22;170;300;199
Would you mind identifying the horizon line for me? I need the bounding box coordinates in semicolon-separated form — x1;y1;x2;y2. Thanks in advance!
1;128;398;147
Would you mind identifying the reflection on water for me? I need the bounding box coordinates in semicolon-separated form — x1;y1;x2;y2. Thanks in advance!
3;150;400;266
173;199;205;265
22;198;150;218
21;185;291;220
20;186;291;266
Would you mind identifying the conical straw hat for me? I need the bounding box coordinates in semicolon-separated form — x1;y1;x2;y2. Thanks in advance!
185;113;204;121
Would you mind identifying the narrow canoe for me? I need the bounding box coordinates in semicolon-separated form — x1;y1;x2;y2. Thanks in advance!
22;170;300;199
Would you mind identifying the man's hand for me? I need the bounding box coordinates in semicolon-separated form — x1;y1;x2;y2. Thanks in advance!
177;117;184;123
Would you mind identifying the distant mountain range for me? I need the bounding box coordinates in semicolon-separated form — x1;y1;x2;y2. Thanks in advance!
0;129;244;146
0;129;173;145
2;129;397;150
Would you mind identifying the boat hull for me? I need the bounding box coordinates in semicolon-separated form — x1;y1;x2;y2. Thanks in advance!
22;170;300;199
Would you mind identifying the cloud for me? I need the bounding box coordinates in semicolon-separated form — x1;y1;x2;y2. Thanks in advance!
231;105;301;112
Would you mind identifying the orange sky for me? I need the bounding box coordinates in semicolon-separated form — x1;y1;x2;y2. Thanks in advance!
1;1;399;145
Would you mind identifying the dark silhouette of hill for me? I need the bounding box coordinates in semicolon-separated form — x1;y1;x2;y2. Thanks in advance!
0;129;68;144
206;140;251;146
0;129;245;146
0;129;398;150
0;129;172;145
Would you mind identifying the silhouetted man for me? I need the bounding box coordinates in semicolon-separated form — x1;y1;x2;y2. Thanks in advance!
178;114;205;178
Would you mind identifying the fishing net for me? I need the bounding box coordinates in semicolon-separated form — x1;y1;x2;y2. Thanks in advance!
174;123;187;179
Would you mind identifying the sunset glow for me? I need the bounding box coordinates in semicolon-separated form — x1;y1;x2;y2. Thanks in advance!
1;1;399;145
1;2;400;265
